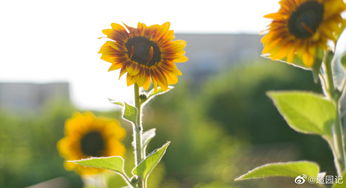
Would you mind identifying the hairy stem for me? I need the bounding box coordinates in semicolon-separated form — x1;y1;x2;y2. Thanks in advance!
323;54;346;176
133;84;146;188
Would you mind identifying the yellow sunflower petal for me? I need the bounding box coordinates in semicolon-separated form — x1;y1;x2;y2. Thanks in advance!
111;23;126;31
126;75;136;86
126;63;141;76
108;63;122;71
142;77;151;90
174;55;188;63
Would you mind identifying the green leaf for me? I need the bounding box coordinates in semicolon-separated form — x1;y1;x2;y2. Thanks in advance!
132;142;170;180
143;87;174;105
142;128;156;150
268;91;335;137
123;103;137;124
235;161;320;181
148;86;173;97
108;99;124;107
71;156;124;173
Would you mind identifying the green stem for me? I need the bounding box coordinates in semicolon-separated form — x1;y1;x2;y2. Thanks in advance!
133;84;146;188
335;102;345;176
117;172;134;188
323;54;346;176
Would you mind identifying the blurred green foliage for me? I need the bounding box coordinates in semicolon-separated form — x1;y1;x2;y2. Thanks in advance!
0;103;82;187
0;60;334;188
198;61;334;175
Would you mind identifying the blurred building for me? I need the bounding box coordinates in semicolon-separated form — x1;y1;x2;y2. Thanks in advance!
176;33;262;84
0;34;261;113
0;82;70;114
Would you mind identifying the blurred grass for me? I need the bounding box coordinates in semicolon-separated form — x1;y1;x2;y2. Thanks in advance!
0;60;333;188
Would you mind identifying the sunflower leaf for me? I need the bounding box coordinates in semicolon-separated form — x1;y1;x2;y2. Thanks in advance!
268;91;335;137
142;128;156;150
108;99;124;107
132;141;170;180
123;103;137;124
235;161;320;182
71;156;125;173
143;87;174;105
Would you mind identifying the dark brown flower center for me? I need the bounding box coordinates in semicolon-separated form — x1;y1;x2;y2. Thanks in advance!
80;131;105;157
126;37;161;66
288;1;324;38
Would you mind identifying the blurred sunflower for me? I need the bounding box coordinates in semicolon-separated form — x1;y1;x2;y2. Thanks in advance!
262;0;345;68
99;22;188;90
57;112;126;175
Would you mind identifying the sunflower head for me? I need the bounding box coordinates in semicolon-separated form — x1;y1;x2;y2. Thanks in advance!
57;112;126;175
262;0;346;68
99;22;188;91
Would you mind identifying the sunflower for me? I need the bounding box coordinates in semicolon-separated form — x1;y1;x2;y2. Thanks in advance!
57;112;126;175
99;22;188;90
262;0;345;68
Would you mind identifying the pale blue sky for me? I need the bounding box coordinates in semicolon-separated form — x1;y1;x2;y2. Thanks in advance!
0;0;279;109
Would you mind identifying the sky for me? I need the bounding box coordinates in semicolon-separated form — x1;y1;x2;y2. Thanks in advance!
0;0;279;110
